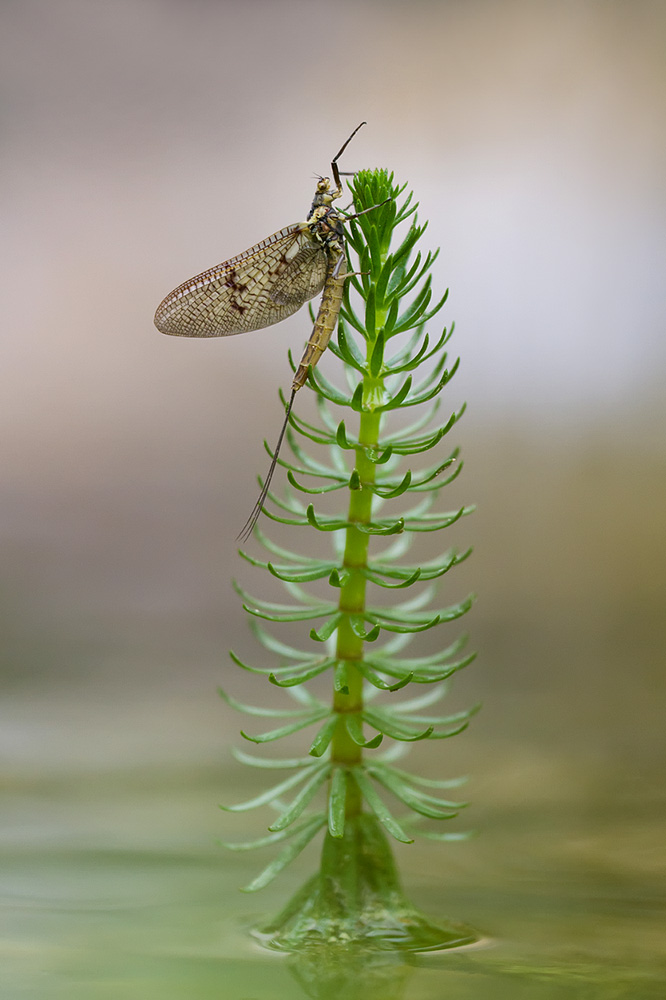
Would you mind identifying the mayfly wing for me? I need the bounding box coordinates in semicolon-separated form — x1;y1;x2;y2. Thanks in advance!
154;224;327;338
269;243;329;306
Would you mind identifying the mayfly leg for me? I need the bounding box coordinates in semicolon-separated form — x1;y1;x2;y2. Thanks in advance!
330;122;367;193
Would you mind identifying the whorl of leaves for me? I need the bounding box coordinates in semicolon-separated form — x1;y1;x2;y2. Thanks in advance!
222;170;476;892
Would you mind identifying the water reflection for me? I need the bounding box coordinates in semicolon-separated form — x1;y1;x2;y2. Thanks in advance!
286;944;412;1000
280;942;651;1000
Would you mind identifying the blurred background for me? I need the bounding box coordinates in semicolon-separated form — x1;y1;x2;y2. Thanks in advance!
2;0;665;994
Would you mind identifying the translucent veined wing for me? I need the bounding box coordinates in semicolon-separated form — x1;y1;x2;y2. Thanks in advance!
269;243;329;306
154;224;328;338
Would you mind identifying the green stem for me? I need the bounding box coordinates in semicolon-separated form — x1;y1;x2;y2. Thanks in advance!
331;407;381;814
331;296;389;818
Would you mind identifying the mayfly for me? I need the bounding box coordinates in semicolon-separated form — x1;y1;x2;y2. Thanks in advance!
154;122;375;540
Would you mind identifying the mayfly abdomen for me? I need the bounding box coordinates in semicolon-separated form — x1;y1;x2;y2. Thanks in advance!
292;254;347;390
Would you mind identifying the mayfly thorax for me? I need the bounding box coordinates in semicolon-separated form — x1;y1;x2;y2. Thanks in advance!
154;122;377;540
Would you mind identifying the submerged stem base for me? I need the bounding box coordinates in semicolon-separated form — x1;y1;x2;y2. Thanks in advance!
253;814;477;953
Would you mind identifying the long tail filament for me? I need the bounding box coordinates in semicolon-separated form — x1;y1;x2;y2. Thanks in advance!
237;388;297;542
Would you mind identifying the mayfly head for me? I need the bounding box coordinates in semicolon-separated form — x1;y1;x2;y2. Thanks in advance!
309;177;339;215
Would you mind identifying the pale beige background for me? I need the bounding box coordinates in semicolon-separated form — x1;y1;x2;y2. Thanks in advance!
2;0;664;802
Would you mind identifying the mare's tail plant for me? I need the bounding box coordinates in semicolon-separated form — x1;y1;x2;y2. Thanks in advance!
222;169;478;951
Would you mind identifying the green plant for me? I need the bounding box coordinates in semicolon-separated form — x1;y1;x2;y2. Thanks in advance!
221;169;477;949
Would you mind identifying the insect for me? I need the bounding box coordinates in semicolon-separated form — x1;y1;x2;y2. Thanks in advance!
155;123;373;540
